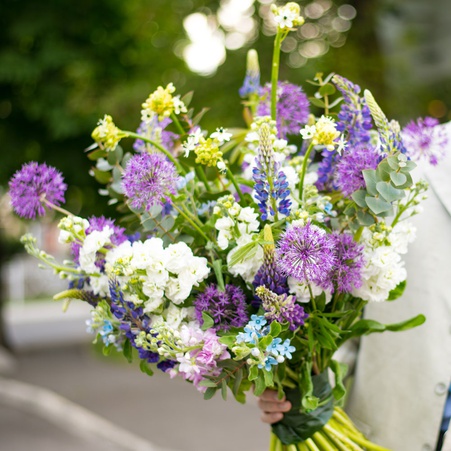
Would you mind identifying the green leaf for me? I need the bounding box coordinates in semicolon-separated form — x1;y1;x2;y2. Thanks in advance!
212;259;225;292
400;160;417;172
362;169;378;196
233;368;243;396
309;97;326;108
92;168;112;184
351;190;367;208
385;314;426;332
96;158;113;171
376;181;405;203
228;241;259;267
218;335;236;348
387;156;400;170
347;314;426;337
249;365;259;381
107;145;123;165
319;83;336;96
387;280;407;301
122;338;133;363
102;345;112;356
329;360;347;402
181;91;194;107
356;210;375;226
263;369;274;387
221;379;228;400
376;160;391;182
365;196;392;214
253;372;267;396
203;387;217;400
139;359;154;377
201;311;214;331
390;171;407;187
87;148;107;161
198;379;218;388
159;215;175;231
269;321;282;337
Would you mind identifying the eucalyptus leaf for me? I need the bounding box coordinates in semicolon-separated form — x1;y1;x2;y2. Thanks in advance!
376;160;391;182
351;190;367;208
400;160;417;172
376;181;405;203
319;83;336;96
96;158;114;171
159;215;175;231
356;210;375;226
309;97;326;108
362;169;378;196
387;156;400;170
92;168;112;185
365;196;392;214
390;171;407;187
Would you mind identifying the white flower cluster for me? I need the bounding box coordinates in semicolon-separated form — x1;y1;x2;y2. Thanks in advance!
214;196;260;250
352;222;416;302
58;216;90;244
106;238;209;311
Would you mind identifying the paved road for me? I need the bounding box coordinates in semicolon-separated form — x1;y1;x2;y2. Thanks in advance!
0;345;270;451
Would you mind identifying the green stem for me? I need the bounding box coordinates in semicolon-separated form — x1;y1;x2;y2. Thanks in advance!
195;166;212;192
298;143;315;202
42;198;73;217
125;131;185;174
225;166;244;201
170;112;186;136
171;203;213;244
269;433;278;451
312;432;338;451
271;30;283;121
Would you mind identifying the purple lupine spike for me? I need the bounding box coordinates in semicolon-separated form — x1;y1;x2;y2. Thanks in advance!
255;286;308;331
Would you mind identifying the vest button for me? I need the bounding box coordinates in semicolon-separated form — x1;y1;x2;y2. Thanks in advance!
435;382;448;395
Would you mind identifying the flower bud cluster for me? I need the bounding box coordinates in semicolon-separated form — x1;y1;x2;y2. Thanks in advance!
91;115;126;152
300;116;342;151
271;3;304;30
141;83;187;122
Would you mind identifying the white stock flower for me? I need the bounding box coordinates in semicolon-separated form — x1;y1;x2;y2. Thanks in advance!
390;222;416;254
79;226;114;274
288;278;332;303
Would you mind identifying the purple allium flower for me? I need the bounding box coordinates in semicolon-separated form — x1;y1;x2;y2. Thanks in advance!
194;284;248;331
330;233;364;293
133;117;177;153
255;286;308;331
71;216;127;263
334;144;381;197
276;222;336;288
257;82;310;139
9;162;67;219
401;117;448;166
122;152;177;211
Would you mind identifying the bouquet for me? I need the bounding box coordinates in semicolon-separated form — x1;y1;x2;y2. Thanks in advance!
9;3;445;450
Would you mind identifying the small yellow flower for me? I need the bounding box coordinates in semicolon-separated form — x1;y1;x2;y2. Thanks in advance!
91;115;126;152
194;137;223;167
312;116;341;150
141;83;187;121
271;2;305;30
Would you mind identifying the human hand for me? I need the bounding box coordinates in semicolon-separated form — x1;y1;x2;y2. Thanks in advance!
258;389;292;424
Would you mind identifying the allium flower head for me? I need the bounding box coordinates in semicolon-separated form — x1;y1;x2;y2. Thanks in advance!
330;233;365;293
257;82;310;139
122;152;178;211
141;83;187;122
271;3;304;30
276;222;336;288
9;162;67;219
91;115;126;152
401;117;448;165
334;144;381;197
194;284;248;331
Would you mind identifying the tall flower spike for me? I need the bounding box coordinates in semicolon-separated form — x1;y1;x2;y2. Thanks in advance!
252;122;292;220
253;225;289;307
239;49;261;98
